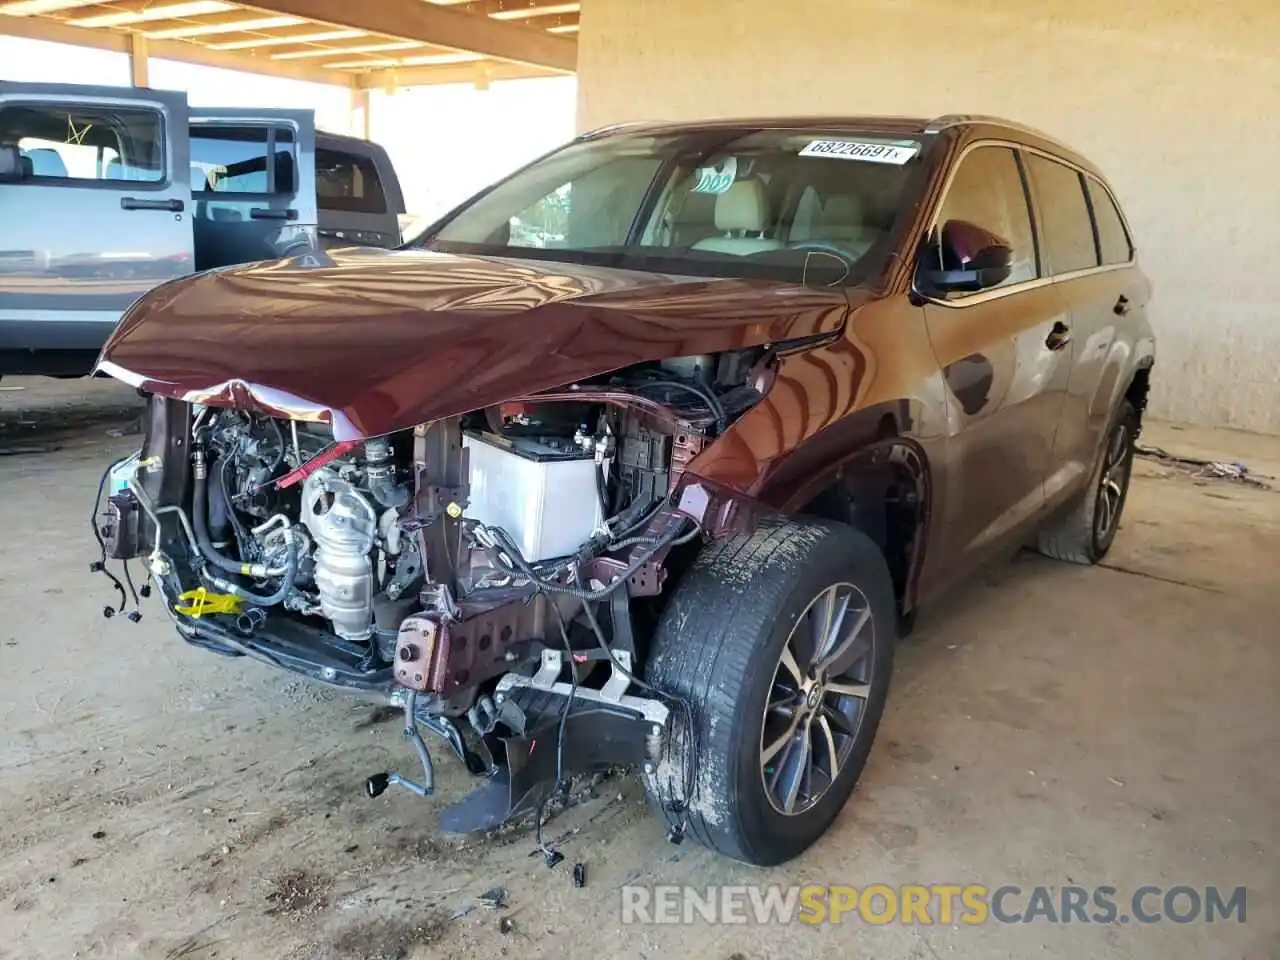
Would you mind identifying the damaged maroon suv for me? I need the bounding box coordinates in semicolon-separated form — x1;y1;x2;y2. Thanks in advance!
94;115;1154;865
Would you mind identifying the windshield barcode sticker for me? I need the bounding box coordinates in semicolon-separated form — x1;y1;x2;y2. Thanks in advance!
799;140;919;164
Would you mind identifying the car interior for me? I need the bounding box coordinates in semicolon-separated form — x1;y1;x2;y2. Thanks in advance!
658;154;902;265
428;131;917;284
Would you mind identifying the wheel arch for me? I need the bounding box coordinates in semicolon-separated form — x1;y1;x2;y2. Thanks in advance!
671;399;937;617
775;405;935;618
1090;331;1155;428
1123;361;1154;424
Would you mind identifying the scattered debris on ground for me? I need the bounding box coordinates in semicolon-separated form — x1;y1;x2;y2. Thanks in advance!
1136;443;1274;489
265;869;330;917
477;886;508;910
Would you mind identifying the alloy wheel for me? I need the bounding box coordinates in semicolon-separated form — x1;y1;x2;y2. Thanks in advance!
760;582;875;816
1094;421;1133;542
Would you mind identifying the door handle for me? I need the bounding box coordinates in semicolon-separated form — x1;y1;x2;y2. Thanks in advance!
121;196;184;212
1045;321;1072;351
1114;294;1131;316
250;207;298;221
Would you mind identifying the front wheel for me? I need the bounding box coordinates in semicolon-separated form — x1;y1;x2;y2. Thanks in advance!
643;520;896;865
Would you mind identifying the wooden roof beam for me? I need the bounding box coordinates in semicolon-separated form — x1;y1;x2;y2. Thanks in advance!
0;0;104;14
454;1;579;18
237;0;575;71
354;57;560;89
0;12;349;85
139;11;307;40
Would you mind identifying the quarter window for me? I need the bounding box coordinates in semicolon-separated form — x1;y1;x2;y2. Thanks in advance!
315;147;386;214
1025;154;1097;274
1086;177;1132;265
0;102;163;183
190;125;295;194
933;145;1038;291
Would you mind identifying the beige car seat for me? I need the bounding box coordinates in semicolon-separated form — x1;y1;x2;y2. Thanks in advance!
813;194;879;254
691;180;785;255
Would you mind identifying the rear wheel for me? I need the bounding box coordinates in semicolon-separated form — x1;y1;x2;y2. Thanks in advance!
1037;399;1138;564
642;519;895;865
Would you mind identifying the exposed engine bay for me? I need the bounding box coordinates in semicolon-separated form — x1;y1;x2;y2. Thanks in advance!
97;350;772;836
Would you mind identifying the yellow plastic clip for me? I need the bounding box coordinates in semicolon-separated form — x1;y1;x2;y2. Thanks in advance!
175;587;243;618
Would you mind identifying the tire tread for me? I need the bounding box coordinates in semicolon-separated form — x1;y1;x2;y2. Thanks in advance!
644;519;892;863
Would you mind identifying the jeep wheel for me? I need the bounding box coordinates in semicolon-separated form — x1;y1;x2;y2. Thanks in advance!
1037;399;1138;564
643;520;895;865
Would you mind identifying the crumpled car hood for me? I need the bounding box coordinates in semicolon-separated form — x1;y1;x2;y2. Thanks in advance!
97;246;849;439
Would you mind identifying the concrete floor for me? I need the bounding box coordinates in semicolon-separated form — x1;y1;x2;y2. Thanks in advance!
0;378;1276;960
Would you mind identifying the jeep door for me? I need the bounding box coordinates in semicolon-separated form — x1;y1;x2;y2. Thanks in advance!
188;109;316;271
919;143;1075;573
0;82;192;374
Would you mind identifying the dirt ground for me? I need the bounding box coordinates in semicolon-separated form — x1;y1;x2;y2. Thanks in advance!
1;377;1276;960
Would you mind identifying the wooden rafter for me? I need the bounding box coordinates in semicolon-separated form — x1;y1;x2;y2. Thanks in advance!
237;0;575;71
356;57;560;90
0;0;106;14
0;0;578;86
0;11;346;85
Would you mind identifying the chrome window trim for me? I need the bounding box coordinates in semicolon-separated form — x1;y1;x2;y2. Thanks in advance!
918;275;1053;309
919;262;1133;310
913;138;1135;309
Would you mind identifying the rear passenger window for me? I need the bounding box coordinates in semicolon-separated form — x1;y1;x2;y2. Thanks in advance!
0;102;163;183
315;147;386;214
191;125;295;194
1086;177;1132;265
1025;154;1097;274
934;145;1038;290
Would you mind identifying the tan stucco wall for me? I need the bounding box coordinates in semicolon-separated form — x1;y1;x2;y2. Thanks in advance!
576;0;1280;434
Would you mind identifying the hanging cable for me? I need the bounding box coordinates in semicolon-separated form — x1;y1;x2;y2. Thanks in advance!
480;519;692;602
631;379;727;431
531;598;577;868
89;456;131;618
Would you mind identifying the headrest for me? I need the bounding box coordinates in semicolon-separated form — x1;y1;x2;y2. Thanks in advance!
714;180;770;233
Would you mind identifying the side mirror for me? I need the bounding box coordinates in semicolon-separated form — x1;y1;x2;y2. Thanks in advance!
0;144;25;182
919;219;1014;294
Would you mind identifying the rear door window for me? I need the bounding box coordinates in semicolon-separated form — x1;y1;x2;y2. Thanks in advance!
0;102;163;183
1086;177;1132;265
190;125;295;194
315;147;386;214
933;145;1039;291
1024;153;1098;274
